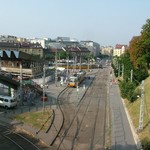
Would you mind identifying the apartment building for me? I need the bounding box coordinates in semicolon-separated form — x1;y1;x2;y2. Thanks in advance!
113;44;128;57
101;46;113;56
0;41;43;58
80;41;100;58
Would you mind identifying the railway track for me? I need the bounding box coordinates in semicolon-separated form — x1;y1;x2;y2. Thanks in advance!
0;122;46;150
50;68;109;150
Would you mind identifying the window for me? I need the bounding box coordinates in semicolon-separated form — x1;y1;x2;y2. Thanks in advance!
11;99;16;103
0;98;3;101
4;99;8;102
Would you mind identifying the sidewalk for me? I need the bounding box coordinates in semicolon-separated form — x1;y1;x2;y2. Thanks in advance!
109;75;138;150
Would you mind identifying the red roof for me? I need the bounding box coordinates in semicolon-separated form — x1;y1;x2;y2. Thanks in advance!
115;44;128;49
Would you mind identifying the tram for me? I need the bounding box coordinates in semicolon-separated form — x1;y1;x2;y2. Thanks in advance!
68;70;86;87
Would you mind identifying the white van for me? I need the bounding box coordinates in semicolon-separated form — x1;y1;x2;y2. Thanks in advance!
0;95;17;109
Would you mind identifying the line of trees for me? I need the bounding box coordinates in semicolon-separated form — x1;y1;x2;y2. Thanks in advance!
113;19;150;102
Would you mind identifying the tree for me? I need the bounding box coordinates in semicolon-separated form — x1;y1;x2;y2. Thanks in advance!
119;52;133;80
138;19;150;68
128;36;141;68
128;19;150;69
119;80;136;102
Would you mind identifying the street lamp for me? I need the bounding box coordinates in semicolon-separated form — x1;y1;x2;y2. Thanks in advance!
131;75;145;131
75;55;77;72
55;49;58;86
77;47;82;71
20;63;23;105
42;64;46;112
87;57;90;71
62;47;69;76
138;80;144;130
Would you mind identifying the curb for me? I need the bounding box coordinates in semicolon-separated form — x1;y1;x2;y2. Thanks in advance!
121;98;141;149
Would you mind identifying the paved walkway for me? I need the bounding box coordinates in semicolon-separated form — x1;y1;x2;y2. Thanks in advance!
109;80;138;150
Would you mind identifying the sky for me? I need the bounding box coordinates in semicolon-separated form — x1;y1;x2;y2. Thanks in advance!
0;0;150;47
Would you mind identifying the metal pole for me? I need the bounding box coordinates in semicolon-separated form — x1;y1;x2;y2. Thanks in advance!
122;64;124;79
43;64;45;113
20;63;23;105
77;46;82;71
88;58;90;71
118;63;120;77
67;54;69;76
55;50;58;86
130;69;133;82
80;54;81;71
75;55;77;72
139;80;144;130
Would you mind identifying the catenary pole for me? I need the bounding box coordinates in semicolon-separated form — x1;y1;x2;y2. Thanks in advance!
138;80;144;130
43;64;45;113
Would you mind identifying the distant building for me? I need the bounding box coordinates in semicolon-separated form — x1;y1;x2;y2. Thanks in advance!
46;44;90;61
0;50;44;77
19;42;43;58
0;35;18;43
29;38;51;48
113;44;128;57
0;42;19;51
0;41;43;58
56;37;71;42
80;41;100;58
101;46;113;56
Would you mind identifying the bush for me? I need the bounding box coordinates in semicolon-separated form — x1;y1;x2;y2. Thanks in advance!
119;80;136;102
141;137;150;150
133;68;149;83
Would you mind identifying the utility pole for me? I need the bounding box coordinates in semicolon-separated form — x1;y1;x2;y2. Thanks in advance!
62;46;69;75
20;63;23;105
88;58;90;71
67;54;69;76
73;55;75;72
77;46;82;71
139;80;144;130
43;64;45;113
55;50;58;86
118;63;120;77
130;69;133;82
75;55;77;72
80;54;81;70
122;64;124;79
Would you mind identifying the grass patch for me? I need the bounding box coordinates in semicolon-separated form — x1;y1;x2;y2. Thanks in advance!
14;109;53;131
125;74;150;140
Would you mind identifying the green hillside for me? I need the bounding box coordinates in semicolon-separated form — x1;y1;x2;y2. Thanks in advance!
125;72;150;140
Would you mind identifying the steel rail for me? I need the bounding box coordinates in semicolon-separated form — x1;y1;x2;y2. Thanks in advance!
0;124;41;150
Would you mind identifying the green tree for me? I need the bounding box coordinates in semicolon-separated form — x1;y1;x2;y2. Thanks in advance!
119;80;136;102
128;36;141;68
119;52;133;80
138;19;150;68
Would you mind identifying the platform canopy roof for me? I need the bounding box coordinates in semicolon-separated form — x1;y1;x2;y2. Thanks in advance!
0;50;41;61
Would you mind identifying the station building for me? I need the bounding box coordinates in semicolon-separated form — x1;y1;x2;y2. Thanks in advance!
0;50;45;78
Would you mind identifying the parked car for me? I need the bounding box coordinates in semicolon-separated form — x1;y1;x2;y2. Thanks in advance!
0;95;17;109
